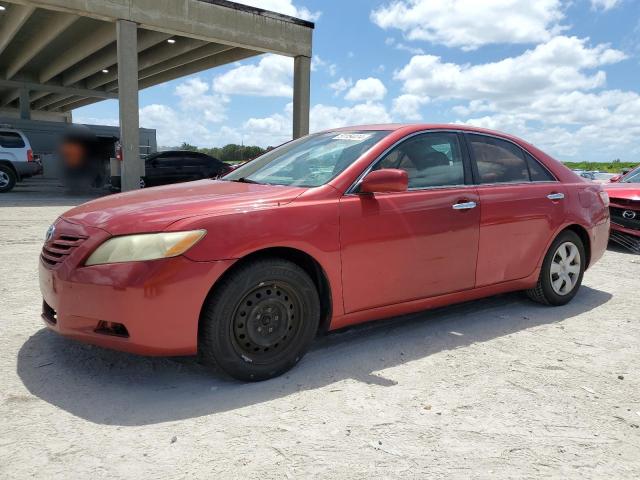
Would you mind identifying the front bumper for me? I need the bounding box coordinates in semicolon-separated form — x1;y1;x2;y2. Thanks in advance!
38;218;235;356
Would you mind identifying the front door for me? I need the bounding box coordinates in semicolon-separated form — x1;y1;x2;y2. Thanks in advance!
339;131;480;313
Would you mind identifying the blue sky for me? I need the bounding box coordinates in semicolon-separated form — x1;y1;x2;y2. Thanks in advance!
74;0;640;162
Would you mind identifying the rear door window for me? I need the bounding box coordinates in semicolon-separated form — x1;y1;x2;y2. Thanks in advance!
0;131;25;148
525;152;556;181
468;134;529;184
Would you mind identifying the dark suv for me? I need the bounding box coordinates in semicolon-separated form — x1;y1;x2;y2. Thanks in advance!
111;150;231;190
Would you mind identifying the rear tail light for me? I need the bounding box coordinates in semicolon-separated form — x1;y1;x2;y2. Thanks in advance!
115;143;122;161
599;191;610;207
27;149;33;162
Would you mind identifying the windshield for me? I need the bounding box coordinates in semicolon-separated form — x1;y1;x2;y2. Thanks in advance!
224;130;391;187
622;166;640;183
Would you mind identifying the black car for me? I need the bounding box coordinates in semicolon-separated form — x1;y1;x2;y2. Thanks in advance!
111;150;231;190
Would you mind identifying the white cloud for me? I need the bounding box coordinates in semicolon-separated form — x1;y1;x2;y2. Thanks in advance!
392;94;430;121
328;77;352;94
372;0;566;50
345;77;387;102
175;78;229;123
591;0;621;11
240;101;393;146
213;54;293;97
311;55;338;76
310;102;392;131
239;0;320;21
385;37;425;55
394;36;626;107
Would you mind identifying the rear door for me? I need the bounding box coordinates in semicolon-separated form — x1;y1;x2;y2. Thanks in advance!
465;133;566;286
339;131;480;313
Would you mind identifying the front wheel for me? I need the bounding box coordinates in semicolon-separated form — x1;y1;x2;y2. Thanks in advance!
199;258;320;381
526;230;585;306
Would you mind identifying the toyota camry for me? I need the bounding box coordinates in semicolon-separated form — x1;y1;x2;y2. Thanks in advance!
39;124;610;381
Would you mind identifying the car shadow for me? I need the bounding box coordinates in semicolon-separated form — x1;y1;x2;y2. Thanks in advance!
16;286;611;426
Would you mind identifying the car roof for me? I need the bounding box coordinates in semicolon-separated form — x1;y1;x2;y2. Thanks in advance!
326;123;532;144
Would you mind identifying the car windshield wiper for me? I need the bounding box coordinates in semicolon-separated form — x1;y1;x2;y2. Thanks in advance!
225;177;262;184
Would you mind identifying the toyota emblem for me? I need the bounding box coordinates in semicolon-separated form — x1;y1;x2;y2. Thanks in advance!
622;210;637;220
45;224;56;242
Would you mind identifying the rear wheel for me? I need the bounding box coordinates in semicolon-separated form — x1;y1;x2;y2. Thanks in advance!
199;258;320;381
0;164;17;193
526;230;585;306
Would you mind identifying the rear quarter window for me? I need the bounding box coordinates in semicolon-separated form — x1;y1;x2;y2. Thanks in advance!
0;131;25;148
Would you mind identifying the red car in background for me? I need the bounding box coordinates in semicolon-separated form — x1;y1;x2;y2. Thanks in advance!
38;124;610;381
605;165;640;252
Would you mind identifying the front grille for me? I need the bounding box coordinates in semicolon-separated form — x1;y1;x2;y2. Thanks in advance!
609;206;640;231
41;234;86;268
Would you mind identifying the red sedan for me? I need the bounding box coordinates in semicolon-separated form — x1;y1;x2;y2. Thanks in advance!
39;124;610;381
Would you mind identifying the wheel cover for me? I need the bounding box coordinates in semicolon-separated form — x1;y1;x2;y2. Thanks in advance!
0;171;9;187
550;241;581;295
231;282;302;362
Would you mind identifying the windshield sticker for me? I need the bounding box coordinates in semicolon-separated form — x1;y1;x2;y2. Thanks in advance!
332;133;372;141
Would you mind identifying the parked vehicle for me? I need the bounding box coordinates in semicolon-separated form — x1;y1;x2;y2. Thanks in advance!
580;171;617;183
604;165;640;252
110;150;231;190
39;124;610;381
0;126;41;193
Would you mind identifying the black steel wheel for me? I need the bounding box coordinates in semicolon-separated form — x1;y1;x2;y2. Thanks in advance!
199;258;320;381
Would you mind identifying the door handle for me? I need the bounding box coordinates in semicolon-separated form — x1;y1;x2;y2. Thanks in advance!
547;193;565;200
452;201;477;210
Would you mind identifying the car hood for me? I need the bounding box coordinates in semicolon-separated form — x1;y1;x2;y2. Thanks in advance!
604;183;640;201
62;180;307;235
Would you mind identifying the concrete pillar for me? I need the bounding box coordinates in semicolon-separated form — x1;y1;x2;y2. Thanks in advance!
116;19;142;191
19;89;30;120
292;55;311;139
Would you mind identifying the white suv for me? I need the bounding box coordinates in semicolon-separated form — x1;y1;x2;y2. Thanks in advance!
0;127;41;193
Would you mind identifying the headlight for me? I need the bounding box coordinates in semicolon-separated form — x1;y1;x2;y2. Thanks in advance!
85;230;206;266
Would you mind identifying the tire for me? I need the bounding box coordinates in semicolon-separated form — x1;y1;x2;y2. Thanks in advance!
0;164;17;193
526;230;585;306
199;258;321;381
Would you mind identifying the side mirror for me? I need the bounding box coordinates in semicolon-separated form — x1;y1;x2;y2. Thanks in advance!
609;174;621;183
359;168;408;194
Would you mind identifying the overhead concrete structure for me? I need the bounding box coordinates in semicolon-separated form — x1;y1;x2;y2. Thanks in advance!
0;0;313;190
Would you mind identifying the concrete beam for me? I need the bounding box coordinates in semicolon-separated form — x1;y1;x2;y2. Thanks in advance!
62;29;170;86
292;55;310;138
0;4;35;56
5;12;78;79
59;48;261;112
137;48;259;91
117;19;143;192
5;0;313;57
32;93;73;110
43;95;81;111
86;36;207;90
0;79;118;100
39;21;116;83
101;43;234;92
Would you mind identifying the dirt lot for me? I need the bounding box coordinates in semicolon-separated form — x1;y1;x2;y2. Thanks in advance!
1;179;639;479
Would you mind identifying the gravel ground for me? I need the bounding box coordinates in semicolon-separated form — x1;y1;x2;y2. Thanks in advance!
1;179;639;479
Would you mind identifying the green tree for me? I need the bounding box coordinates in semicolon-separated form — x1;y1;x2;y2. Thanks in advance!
179;142;198;151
